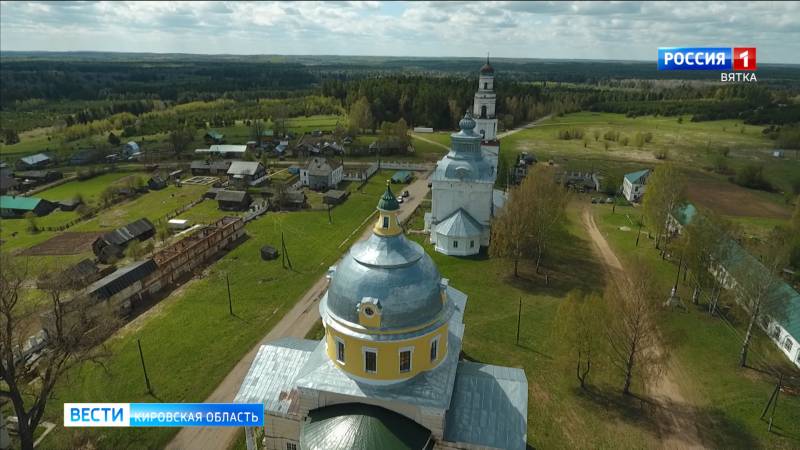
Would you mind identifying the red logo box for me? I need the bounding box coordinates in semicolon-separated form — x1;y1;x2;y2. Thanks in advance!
733;47;757;71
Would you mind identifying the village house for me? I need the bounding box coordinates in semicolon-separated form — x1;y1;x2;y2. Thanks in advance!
0;195;58;218
204;130;225;145
121;141;141;159
190;160;232;176
322;189;349;205
622;169;650;202
216;190;252;211
196;145;247;159
15;153;52;171
147;175;167;190
235;188;528;450
0;172;18;194
69;148;103;166
13;170;63;189
58;198;83;211
92;218;156;263
669;204;800;368
300;156;343;190
227;161;268;187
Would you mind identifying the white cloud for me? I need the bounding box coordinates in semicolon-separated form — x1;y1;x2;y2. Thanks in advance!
0;1;798;63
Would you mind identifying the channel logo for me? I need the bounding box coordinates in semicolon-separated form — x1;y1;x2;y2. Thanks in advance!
64;403;264;427
658;47;756;71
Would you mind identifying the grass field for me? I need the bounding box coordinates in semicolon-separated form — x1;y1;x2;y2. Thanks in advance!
38;172;399;449
596;204;800;449
502;112;800;194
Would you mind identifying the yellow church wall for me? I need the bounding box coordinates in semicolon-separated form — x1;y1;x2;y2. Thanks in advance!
372;210;402;236
325;323;449;381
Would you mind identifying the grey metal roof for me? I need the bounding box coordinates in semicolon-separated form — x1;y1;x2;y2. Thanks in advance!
305;157;341;176
432;113;495;184
234;338;318;416
327;233;443;330
216;190;249;203
435;209;483;238
227;161;263;176
295;288;467;410
86;259;157;300
101;218;155;246
20;153;50;165
444;362;528;450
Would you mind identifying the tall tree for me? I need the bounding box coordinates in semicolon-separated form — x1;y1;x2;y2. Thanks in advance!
490;181;536;277
555;290;605;389
348;96;373;134
734;229;791;367
1;257;118;450
679;209;732;310
250;119;265;143
605;262;666;395
528;165;571;273
168;126;196;158
642;163;686;249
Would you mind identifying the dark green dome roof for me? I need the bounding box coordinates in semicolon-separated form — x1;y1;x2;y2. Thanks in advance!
377;183;399;211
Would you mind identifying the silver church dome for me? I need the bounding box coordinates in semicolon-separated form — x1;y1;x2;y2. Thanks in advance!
327;233;443;330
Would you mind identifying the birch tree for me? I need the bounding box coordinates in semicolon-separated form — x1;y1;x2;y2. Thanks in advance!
490;181;535;277
555;291;605;389
605;262;666;395
642;164;686;250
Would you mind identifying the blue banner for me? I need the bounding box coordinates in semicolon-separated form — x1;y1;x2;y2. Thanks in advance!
658;47;732;71
65;403;264;427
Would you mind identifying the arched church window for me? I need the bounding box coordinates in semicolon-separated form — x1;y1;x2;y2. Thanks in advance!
481;105;487;118
484;82;488;89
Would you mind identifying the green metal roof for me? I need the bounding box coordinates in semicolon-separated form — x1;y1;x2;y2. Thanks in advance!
673;203;697;226
377;183;399;211
0;195;42;211
391;170;412;182
624;169;650;184
206;131;224;139
300;403;431;450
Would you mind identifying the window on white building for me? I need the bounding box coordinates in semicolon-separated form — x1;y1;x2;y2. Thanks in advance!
399;349;412;372
470;240;475;248
430;337;439;362
286;443;297;450
453;240;458;248
785;338;794;353
336;338;345;364
484;82;488;89
364;349;377;373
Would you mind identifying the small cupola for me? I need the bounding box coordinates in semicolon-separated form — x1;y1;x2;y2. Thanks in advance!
373;182;402;236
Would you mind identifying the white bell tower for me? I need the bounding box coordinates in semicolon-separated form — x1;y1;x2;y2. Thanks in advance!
473;55;497;142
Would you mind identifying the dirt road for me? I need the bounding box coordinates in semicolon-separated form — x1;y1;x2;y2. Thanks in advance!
581;207;706;450
166;173;431;450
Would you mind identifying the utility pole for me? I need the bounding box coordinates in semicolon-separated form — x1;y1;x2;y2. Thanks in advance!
516;297;522;345
327;204;332;224
636;222;643;247
226;273;233;316
282;232;293;270
137;339;152;394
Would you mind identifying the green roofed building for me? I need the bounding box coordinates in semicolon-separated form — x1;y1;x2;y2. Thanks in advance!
0;195;57;218
391;170;413;184
670;203;800;368
235;186;528;450
622;169;650;202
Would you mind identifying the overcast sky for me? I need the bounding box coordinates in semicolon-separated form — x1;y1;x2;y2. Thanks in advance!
1;1;799;63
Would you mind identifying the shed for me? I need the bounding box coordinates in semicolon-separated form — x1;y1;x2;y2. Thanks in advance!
86;259;158;301
260;245;279;261
16;153;51;170
0;173;19;194
204;131;225;144
391;170;413;184
147;176;167;190
191;160;232;175
167;219;191;230
92;218;156;263
0;195;58;217
217;190;252;211
323;190;349;205
59;198;83;211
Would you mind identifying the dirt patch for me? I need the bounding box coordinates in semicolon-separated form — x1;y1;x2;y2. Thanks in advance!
687;176;790;219
19;232;104;256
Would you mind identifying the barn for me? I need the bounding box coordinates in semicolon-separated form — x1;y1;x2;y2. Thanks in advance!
92;218;156;263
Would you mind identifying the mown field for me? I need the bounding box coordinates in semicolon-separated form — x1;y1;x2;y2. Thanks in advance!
36;172;403;449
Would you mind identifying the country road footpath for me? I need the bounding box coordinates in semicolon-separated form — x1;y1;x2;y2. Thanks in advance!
166;173;431;450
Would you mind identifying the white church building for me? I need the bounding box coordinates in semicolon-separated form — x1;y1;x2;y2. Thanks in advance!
425;59;505;256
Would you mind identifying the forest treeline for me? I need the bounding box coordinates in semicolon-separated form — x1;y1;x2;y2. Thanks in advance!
2;56;799;135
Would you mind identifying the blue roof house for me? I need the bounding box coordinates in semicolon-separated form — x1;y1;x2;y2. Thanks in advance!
622;169;650;202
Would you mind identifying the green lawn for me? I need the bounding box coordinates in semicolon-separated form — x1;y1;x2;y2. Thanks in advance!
37;172;142;204
406;205;658;449
595;204;800;449
39;172;397;449
502;112;799;193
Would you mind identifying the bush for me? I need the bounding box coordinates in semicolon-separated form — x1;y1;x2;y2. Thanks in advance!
654;149;669;160
620;136;629;146
732;164;773;191
603;130;620;141
557;128;584;140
